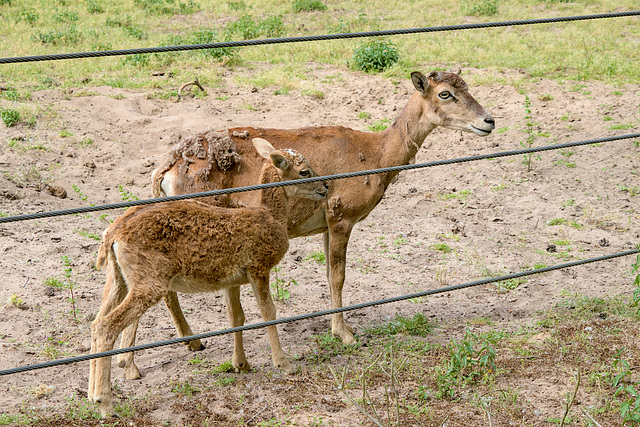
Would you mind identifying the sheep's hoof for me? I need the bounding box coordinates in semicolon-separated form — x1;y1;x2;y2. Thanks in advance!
186;339;204;351
233;360;251;373
278;359;296;375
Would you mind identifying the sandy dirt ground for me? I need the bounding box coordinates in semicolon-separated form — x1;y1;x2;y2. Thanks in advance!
0;65;639;426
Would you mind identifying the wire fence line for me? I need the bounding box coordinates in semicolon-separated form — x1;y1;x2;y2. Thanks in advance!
1;247;637;377
1;11;639;64
1;132;638;225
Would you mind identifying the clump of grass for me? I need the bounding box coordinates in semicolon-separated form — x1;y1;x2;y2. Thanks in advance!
292;0;327;12
0;108;21;127
133;0;199;15
31;27;82;45
367;118;391;132
352;39;399;73
305;251;326;264
226;14;285;40
13;9;39;25
461;0;498;16
367;313;436;337
161;28;236;62
307;332;359;364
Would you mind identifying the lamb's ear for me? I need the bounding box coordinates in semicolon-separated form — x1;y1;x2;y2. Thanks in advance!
410;71;429;96
253;138;276;159
269;152;289;172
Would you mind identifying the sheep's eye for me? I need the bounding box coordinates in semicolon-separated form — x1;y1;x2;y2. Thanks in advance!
438;91;451;100
300;170;311;177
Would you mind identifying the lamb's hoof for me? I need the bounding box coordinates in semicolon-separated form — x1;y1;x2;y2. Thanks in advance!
278;359;296;375
233;360;251;373
186;339;204;352
124;365;141;380
333;326;357;345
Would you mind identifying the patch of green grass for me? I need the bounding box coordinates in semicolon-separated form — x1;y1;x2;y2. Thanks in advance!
610;123;636;130
430;243;453;253
438;189;471;200
461;0;498;16
366;313;436;337
133;0;199;15
554;158;576;168
305;251;326;264
367;118;391;132
170;380;199;397
292;0;327;12
546;217;583;229
307;332;359;364
0;108;20;127
32;27;82;45
75;230;101;241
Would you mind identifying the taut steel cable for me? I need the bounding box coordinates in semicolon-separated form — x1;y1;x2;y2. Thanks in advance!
0;247;637;376
1;11;639;64
0;132;638;224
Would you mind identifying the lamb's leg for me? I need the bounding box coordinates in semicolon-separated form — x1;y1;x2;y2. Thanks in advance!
89;271;127;403
116;321;141;380
164;291;203;351
324;224;356;345
249;271;294;374
90;289;158;418
223;286;250;373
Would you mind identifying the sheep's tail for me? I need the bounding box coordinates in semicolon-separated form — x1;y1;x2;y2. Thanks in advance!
96;225;117;270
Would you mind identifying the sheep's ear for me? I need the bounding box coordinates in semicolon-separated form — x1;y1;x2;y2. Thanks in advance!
270;152;289;171
253;138;276;159
411;71;429;95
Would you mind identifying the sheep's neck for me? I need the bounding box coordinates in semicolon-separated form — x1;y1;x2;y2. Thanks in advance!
259;164;288;225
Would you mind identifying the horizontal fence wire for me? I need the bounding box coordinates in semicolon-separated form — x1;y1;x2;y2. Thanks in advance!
1;132;638;225
1;248;637;377
1;11;639;64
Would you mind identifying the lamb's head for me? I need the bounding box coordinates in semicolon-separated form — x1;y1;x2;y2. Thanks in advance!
411;70;495;136
252;138;328;200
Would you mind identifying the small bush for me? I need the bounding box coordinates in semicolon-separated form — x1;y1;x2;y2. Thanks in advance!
1;109;21;127
292;0;327;13
352;39;399;73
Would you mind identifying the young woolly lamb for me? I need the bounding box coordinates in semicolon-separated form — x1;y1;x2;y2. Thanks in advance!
88;138;328;417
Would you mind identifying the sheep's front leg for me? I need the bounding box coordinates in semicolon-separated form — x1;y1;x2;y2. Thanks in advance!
224;286;250;373
249;272;294;374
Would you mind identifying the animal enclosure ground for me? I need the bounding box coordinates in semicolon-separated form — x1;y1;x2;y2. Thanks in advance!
1;65;639;426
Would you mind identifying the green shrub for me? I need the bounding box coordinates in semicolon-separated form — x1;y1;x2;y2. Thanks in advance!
352;39;399;72
292;0;327;12
0;109;21;127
